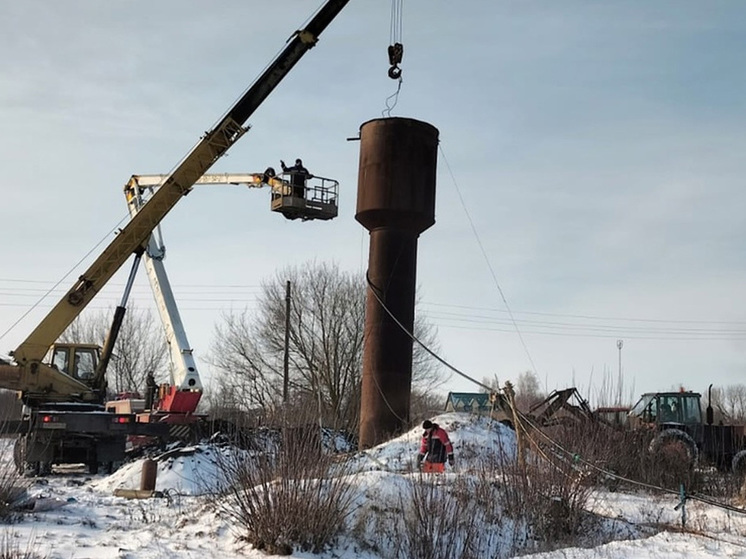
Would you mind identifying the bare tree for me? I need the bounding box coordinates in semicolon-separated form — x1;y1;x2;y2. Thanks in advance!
515;370;545;411
60;303;168;395
476;372;544;411
207;261;445;432
709;384;746;424
205;309;281;413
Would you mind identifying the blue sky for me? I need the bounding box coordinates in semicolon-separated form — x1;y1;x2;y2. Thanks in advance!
0;1;744;404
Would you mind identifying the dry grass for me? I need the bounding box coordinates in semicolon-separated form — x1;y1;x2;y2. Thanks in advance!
0;437;27;524
0;530;44;559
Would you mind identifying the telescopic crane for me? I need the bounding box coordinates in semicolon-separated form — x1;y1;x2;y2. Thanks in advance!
0;0;349;475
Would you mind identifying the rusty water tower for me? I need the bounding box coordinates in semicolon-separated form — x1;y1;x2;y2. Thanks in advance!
356;117;439;449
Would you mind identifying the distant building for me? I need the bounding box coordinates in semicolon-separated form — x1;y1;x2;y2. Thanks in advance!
444;392;492;414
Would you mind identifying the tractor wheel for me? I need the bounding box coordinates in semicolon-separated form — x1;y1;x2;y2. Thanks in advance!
649;428;699;468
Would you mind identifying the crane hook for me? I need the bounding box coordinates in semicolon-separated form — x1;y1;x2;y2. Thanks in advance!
387;42;403;80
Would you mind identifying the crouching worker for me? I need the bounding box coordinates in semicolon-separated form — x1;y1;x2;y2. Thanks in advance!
416;420;455;473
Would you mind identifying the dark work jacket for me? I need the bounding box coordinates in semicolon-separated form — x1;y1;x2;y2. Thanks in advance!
283;164;311;187
419;424;453;463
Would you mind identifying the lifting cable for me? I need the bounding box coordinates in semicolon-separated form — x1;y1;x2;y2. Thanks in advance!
382;0;404;117
439;144;541;378
366;271;493;393
366;267;746;516
514;408;746;516
388;0;404;79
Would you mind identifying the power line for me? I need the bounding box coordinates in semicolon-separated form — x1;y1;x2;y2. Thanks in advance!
1;293;742;340
421;301;746;326
425;309;746;333
1;278;743;341
1;276;742;326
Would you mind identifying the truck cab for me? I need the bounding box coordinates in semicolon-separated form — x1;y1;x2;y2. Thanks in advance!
46;343;101;385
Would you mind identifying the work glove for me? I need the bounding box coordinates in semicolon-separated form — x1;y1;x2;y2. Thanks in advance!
448;454;455;468
416;454;424;470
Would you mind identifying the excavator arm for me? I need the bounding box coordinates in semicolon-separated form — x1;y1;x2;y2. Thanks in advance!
0;0;350;404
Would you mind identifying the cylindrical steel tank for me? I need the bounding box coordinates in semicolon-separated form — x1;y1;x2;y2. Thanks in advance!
140;458;158;492
356;117;439;449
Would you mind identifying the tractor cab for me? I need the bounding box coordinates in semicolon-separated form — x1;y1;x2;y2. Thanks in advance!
270;173;339;221
45;343;101;385
628;391;703;428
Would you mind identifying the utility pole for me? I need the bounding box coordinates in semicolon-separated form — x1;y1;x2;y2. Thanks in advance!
283;280;291;403
616;339;623;405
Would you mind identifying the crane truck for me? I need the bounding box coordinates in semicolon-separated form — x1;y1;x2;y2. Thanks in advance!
0;0;349;475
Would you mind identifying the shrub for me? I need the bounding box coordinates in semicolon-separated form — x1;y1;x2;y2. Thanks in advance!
211;425;356;555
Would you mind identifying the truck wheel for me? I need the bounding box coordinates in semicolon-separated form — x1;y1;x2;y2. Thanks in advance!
13;436;39;477
100;461;122;475
649;429;698;467
731;450;746;476
12;437;25;475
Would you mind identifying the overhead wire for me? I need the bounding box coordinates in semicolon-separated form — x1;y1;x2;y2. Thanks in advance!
439;143;541;376
3;277;743;326
2;277;743;339
422;301;746;326
0;213;132;345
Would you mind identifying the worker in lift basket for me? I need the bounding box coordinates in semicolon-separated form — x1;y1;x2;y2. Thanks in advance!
416;420;455;473
280;158;313;198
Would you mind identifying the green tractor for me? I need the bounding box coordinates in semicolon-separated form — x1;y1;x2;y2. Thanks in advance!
628;388;746;473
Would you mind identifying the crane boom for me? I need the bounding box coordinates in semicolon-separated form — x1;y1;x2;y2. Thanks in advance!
9;0;349;368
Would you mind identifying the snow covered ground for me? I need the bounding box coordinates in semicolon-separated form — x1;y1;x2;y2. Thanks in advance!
2;413;746;558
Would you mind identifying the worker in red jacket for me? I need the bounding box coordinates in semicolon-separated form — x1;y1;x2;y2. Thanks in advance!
416;420;455;473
